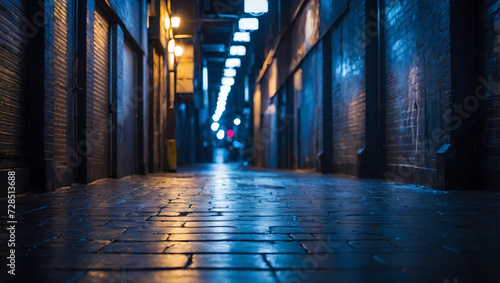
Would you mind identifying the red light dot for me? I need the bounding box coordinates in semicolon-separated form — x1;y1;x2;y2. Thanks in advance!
227;130;235;138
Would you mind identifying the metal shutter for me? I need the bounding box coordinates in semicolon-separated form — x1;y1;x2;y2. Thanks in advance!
54;0;68;166
92;8;110;179
0;0;29;169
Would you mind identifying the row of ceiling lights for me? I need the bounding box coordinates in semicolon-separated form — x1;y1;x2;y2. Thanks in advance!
164;16;184;56
211;1;268;140
211;1;268;135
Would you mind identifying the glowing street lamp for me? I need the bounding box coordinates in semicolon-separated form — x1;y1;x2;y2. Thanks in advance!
225;58;241;68
244;0;268;14
230;46;246;56
168;39;175;53
171;17;181;28
239;18;259;31
233;32;251;42
174;46;184;56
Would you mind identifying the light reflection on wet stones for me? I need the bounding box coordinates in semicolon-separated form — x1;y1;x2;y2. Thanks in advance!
3;164;499;282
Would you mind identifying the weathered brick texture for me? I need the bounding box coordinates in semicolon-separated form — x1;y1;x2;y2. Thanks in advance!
253;0;499;190
0;0;148;192
108;0;141;44
382;0;451;186
330;0;366;176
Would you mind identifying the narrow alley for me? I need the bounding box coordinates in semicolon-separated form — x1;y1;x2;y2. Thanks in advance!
1;0;500;282
4;164;499;282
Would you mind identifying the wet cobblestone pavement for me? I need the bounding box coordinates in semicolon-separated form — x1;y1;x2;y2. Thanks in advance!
1;164;499;282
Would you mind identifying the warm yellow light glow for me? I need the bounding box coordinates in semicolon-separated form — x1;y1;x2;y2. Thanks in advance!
171;17;181;28
169;53;175;69
174;46;184;56
164;16;170;30
168;39;175;53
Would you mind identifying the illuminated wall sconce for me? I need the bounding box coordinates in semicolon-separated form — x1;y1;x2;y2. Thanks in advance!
233;32;251;42
171;17;181;28
174;46;184;56
224;68;237;77
238;18;259;31
244;0;268;14
225;58;241;68
168;39;175;53
230;45;246;56
221;77;235;86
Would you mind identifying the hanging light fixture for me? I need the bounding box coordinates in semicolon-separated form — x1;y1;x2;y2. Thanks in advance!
230;46;247;56
171;17;181;28
225;58;241;68
238;18;259;31
244;0;268;14
233;32;251;42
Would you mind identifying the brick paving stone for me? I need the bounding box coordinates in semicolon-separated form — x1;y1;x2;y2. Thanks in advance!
164;241;306;254
100;242;171;253
2;164;499;282
115;232;170;242
190;254;268;269
266;253;385;269
167;233;290;241
78;270;278;283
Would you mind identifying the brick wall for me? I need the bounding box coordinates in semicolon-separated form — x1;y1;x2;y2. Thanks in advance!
108;0;141;44
330;0;366;176
252;0;500;190
0;0;30;194
0;0;29;170
382;0;451;186
41;0;57;191
477;0;500;190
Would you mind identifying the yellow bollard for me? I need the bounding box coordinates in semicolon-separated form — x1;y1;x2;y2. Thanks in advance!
167;139;177;172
